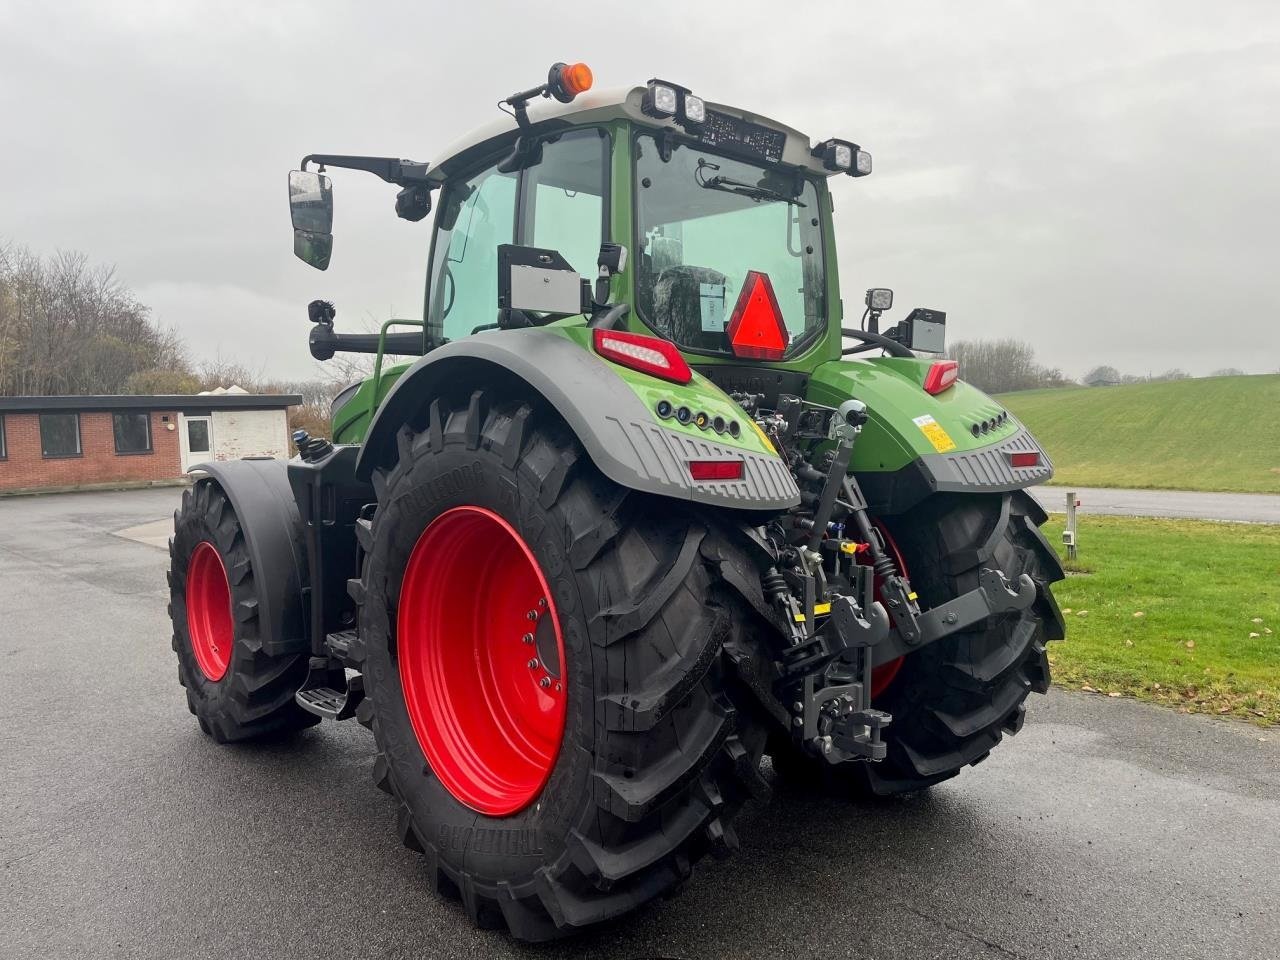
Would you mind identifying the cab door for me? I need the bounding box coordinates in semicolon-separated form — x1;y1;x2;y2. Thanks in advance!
424;128;608;347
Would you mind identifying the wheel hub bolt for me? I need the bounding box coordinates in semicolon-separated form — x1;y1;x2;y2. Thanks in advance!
522;632;534;644
528;658;539;669
526;610;538;621
538;597;547;608
539;677;551;688
793;701;803;712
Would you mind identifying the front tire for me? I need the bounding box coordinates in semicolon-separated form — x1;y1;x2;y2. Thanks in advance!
168;480;318;742
356;394;769;941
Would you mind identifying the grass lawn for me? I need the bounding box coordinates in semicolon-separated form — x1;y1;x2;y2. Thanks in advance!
998;374;1280;494
1041;514;1280;725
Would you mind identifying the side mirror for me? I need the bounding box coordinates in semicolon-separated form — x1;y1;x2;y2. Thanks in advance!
289;170;334;271
887;307;947;354
497;244;586;318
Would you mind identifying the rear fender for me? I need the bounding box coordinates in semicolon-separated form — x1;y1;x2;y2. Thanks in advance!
354;327;800;512
187;459;310;656
808;357;1054;513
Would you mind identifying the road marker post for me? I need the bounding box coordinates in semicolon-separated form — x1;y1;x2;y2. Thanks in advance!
1064;491;1079;562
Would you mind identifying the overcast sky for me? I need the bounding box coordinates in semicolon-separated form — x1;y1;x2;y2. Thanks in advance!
3;0;1278;381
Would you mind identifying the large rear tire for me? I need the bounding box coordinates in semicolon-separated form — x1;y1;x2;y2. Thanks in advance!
771;490;1065;796
168;480;319;742
355;393;770;941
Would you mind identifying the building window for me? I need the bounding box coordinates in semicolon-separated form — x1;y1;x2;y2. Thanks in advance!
40;413;82;458
112;412;153;454
186;418;211;454
0;415;6;460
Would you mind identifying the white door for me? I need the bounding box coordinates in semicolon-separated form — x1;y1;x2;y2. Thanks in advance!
179;415;214;472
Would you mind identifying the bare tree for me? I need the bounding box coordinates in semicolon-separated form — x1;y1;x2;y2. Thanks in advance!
948;339;1067;393
0;242;192;396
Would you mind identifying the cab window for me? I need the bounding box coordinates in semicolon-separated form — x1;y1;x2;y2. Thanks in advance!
523;129;607;280
427;165;518;344
426;128;607;344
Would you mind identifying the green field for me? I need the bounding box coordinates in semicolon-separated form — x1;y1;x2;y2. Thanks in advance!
998;374;1280;493
1042;515;1280;725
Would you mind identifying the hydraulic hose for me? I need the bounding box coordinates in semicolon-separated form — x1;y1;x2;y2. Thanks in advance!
839;328;915;359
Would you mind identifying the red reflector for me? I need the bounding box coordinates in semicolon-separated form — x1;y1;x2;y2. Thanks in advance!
922;360;959;395
592;328;692;384
727;271;789;361
688;460;744;481
1009;451;1041;468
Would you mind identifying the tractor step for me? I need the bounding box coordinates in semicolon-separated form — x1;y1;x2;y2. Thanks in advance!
295;660;365;721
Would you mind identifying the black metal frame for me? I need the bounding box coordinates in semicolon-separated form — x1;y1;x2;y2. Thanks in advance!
38;412;82;459
111;411;153;456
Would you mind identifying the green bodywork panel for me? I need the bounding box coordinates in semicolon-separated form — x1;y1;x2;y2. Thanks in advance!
809;357;1016;472
332;361;410;445
554;323;777;457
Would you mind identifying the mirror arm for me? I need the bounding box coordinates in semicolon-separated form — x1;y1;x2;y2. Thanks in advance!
300;154;431;187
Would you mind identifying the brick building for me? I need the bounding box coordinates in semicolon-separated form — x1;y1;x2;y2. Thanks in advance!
0;393;301;494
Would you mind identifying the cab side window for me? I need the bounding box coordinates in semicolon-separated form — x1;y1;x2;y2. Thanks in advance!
427;165;518;343
426;129;606;344
523;129;607;281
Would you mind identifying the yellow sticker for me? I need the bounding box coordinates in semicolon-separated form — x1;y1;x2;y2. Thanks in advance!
794;602;832;622
913;414;957;453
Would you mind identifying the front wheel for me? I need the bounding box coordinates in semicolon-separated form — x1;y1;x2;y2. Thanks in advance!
772;490;1065;796
355;394;770;941
168;480;318;742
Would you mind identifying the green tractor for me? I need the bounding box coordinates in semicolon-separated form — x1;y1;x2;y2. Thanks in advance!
169;63;1064;940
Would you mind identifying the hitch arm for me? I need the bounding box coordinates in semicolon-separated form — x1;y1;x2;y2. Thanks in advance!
872;567;1038;666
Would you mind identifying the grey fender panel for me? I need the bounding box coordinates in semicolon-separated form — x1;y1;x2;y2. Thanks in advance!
187;458;310;654
857;426;1054;514
354;328;800;512
924;426;1054;492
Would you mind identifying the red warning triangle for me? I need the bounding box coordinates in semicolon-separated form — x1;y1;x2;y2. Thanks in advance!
726;271;789;360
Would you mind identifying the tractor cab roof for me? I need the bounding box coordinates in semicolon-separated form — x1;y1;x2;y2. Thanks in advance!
426;83;843;185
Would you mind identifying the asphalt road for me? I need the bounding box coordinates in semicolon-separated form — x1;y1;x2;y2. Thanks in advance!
3;488;1278;960
1029;485;1280;523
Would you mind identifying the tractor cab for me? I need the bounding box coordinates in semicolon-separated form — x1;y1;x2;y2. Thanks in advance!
285;64;902;377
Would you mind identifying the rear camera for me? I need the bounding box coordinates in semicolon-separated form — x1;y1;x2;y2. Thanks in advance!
694;411;710;430
656;400;674;419
675;406;692;425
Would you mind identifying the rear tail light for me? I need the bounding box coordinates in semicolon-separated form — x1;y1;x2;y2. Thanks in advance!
1008;451;1041;468
592;328;692;384
688;460;744;481
922;360;959;395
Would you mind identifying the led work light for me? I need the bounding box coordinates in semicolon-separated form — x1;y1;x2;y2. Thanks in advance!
643;79;705;125
813;138;872;177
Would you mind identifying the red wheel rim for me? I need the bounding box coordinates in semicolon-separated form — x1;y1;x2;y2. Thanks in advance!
398;506;567;817
863;524;908;699
186;541;233;682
